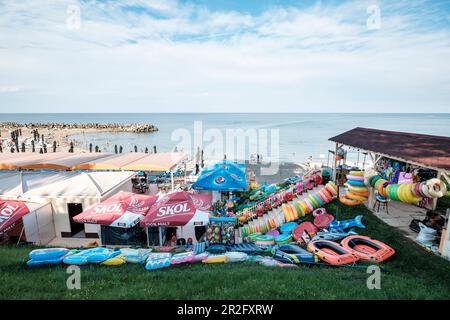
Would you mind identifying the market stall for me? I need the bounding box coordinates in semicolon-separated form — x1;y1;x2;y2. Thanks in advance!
73;191;158;245
0;199;54;245
140;191;212;246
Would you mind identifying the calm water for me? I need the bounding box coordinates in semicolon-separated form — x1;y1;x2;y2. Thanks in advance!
1;113;449;163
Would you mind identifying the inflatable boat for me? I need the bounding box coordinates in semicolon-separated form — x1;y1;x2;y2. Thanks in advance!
272;244;318;265
340;235;395;263
307;240;359;265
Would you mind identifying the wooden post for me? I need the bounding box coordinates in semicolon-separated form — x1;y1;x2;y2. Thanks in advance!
170;170;174;191
333;142;338;182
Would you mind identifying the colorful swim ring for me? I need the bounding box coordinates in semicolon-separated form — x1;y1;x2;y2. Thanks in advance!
339;196;361;206
312;193;325;207
280;222;298;234
255;234;275;246
347;180;366;187
345;192;367;202
347;185;368;193
426;178;447;198
275;233;292;244
349;171;364;176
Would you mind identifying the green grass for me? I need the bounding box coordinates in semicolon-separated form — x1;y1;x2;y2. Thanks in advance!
1;201;450;300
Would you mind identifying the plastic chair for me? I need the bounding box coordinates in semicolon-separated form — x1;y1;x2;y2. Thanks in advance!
373;192;389;214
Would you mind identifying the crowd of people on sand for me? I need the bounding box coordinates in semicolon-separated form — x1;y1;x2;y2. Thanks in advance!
0;122;158;133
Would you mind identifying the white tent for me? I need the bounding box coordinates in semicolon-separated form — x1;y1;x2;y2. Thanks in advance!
0;171;134;241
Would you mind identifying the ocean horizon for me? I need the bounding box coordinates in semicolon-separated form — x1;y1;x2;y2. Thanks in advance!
1;113;449;163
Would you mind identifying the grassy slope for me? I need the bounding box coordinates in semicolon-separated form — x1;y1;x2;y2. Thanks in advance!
1;201;450;300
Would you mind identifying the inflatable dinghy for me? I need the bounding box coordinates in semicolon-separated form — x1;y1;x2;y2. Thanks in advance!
307;240;359;265
272;244;318;265
340;235;395;262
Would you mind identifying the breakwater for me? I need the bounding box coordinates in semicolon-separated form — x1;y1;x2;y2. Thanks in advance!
0;122;158;133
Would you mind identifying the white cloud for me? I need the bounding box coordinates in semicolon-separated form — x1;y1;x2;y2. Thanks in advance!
0;0;449;112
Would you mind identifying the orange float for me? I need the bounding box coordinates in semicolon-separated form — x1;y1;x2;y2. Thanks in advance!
307;240;360;265
340;235;395;263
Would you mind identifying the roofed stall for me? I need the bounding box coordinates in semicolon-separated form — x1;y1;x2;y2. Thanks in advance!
328;127;450;209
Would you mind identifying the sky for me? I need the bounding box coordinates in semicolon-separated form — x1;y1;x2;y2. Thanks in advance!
0;0;449;113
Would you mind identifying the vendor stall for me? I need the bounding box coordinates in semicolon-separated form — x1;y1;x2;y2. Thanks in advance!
140;191;212;246
0;200;54;245
73;191;158;245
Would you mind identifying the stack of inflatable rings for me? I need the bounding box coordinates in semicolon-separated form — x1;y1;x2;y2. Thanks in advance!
241;181;339;237
340;171;369;206
365;172;446;204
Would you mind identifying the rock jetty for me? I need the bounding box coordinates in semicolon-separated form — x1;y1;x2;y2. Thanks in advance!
0;122;158;133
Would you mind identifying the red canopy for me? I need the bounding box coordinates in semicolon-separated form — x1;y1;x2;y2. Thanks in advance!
140;191;212;227
73;192;158;228
0;200;30;235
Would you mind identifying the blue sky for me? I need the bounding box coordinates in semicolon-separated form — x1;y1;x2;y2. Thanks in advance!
0;0;449;113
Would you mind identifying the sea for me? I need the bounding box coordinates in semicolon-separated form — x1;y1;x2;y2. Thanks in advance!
1;113;449;164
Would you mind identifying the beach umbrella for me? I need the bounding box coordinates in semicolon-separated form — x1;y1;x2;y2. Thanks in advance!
0;200;33;235
192;160;247;192
73;192;158;228
140;191;212;227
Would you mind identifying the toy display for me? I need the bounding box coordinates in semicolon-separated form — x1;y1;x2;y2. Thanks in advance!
364;170;447;204
207;217;236;245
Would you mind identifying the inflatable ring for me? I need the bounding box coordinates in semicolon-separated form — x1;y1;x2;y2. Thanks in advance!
293;202;303;217
275;233;292;244
389;184;401;201
317;190;328;204
325;185;335;196
283;205;292;222
339;196;361;206
346;175;364;181
346;192;367;202
349;171;364;176
426;178;447;198
412;183;422;198
303;199;314;213
347;185;368;193
347;180;366;187
312;193;325;207
299;201;310;215
378;182;387;197
350;189;369;197
397;184;410;202
289;204;298;220
370;175;382;187
404;184;421;203
308;195;320;208
321;188;333;202
328;181;338;192
420;183;433;198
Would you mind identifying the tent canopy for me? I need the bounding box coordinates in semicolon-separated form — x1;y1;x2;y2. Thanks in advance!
72;153;148;170
140;191;211;227
120;152;187;172
0;171;134;199
21;152;112;170
73;191;158;228
329;127;450;172
192;160;247;191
